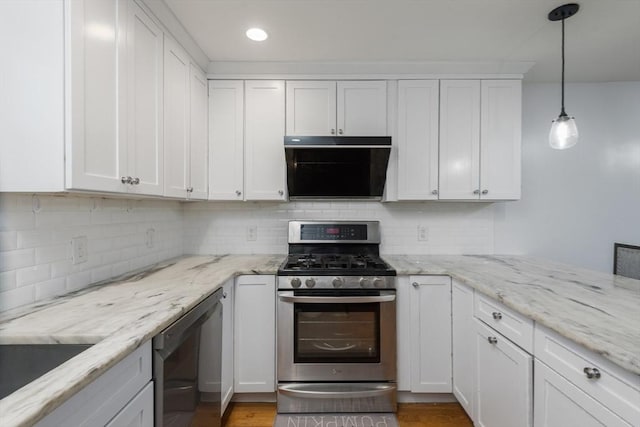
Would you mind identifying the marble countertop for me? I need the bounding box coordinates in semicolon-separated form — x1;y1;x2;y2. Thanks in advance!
0;253;638;427
385;254;640;376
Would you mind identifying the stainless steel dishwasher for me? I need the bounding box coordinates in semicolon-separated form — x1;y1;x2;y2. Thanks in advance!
153;289;223;427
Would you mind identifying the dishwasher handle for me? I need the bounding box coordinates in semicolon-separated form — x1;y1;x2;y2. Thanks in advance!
153;288;223;356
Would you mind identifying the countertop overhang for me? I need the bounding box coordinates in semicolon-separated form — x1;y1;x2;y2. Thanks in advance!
0;253;638;427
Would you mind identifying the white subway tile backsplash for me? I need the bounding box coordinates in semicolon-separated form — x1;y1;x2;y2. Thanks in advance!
0;231;17;251
0;248;36;272
0;285;35;312
34;278;67;301
16;264;51;287
0;271;16;292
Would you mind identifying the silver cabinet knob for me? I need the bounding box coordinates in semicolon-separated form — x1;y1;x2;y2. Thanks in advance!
492;312;503;320
338;129;343;135
235;190;242;196
583;367;601;379
487;336;498;344
473;189;480;195
278;190;284;196
331;128;336;135
131;177;140;185
187;187;193;193
121;176;132;184
222;292;228;299
431;190;438;195
412;282;420;288
482;189;488;195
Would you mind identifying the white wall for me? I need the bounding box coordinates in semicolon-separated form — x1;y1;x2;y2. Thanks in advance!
184;201;495;255
494;82;640;273
0;194;184;312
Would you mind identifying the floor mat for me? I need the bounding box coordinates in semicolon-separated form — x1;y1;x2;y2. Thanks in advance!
273;413;398;427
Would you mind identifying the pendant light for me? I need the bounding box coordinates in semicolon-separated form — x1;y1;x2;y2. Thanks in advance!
548;3;580;150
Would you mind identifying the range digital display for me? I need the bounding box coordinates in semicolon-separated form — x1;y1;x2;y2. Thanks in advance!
300;224;368;241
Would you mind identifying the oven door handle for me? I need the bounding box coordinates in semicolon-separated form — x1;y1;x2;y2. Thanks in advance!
278;294;395;304
278;384;396;399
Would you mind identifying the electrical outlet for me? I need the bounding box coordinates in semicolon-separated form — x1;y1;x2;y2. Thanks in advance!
71;236;88;264
417;226;428;242
247;225;257;241
146;228;155;249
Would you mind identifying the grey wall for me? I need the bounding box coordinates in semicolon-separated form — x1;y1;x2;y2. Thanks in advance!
494;82;640;273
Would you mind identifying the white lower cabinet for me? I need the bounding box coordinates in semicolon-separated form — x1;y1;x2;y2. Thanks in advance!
396;276;452;393
452;280;475;419
234;275;276;393
221;280;235;412
475;319;532;427
36;342;152;426
534;360;630;427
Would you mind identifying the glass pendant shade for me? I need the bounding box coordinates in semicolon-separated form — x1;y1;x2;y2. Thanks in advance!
549;114;578;149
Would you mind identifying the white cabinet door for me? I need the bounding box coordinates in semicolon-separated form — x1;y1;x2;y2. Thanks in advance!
188;63;209;200
439;80;481;200
452;280;475;420
409;275;452;393
163;36;190;198
395;277;412;391
221;280;235;414
475;319;532;427
337;81;387;136
234;275;276;393
208;80;244;200
126;0;163;196
397;80;439;200
105;382;154;427
67;0;127;193
244;80;286;201
286;81;337;136
480;80;522;200
534;360;632;427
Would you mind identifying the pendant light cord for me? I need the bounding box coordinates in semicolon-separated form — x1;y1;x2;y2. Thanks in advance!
560;17;566;117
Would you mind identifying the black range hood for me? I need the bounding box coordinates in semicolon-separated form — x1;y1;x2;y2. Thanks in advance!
284;136;392;200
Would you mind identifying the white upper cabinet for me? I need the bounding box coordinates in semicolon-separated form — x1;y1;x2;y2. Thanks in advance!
244;80;287;201
480;80;522;200
396;80;440;200
438;80;481;200
163;36;208;200
188;64;209;200
439;79;521;200
285;81;387;136
67;0;127;193
337;81;388;135
126;0;163;196
285;81;337;136
163;36;190;198
208;80;245;200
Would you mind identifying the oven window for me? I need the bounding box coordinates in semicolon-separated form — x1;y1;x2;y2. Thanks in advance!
294;302;380;363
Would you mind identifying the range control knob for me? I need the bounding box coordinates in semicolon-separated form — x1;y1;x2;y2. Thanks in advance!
359;277;371;288
305;278;316;288
290;278;301;288
373;278;384;288
332;277;344;288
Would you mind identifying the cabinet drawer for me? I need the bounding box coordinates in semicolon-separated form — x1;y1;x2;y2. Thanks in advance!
534;325;640;426
474;293;533;353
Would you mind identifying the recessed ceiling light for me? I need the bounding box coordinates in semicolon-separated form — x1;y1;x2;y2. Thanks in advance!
246;28;268;42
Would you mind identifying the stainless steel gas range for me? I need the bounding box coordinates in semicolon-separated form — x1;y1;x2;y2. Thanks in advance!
276;221;397;414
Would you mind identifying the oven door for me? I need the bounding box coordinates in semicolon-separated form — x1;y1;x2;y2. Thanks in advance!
277;289;396;382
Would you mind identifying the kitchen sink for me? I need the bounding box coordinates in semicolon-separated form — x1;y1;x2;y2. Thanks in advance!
0;343;93;400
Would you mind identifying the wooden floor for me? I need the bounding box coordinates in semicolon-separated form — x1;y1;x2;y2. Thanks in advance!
193;402;473;427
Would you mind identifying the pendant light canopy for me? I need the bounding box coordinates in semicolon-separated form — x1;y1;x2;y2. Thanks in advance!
548;3;580;150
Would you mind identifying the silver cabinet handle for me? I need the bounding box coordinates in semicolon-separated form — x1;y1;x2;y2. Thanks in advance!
121;176;132;184
186;187;193;193
482;189;488;195
431;190;438;195
235;190;242;196
278;190;284;196
583;367;601;379
338;129;344;135
492;312;502;320
131;177;140;185
487;336;498;344
330;128;336;135
473;189;480;195
412;282;420;288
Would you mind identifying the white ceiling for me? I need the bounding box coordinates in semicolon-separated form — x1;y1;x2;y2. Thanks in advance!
164;0;640;82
